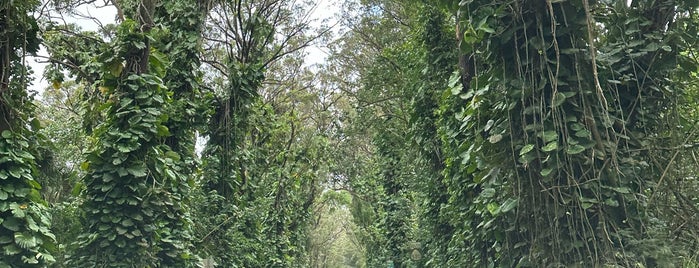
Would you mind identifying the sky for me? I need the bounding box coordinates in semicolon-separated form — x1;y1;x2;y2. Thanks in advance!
29;0;338;94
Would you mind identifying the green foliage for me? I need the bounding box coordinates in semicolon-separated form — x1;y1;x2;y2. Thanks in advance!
0;132;57;266
431;0;699;266
154;0;208;171
25;0;699;267
35;81;87;204
308;191;365;268
72;14;194;266
194;1;325;265
0;0;57;266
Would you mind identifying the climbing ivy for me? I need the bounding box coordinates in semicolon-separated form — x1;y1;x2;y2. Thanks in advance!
72;1;195;264
433;0;699;266
0;0;57;266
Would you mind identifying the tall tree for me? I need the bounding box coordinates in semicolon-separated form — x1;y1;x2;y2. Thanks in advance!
195;0;325;265
0;0;56;265
73;0;196;265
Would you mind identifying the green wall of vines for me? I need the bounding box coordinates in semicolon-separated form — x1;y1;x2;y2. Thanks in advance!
0;0;57;266
73;1;196;265
433;0;699;266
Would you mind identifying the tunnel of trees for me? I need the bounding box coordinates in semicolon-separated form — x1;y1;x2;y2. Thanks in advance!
1;0;699;267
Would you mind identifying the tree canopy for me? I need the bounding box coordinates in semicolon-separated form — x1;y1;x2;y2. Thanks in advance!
1;0;699;267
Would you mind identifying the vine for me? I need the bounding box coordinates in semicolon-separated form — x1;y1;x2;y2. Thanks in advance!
73;1;195;265
0;0;57;265
437;0;698;266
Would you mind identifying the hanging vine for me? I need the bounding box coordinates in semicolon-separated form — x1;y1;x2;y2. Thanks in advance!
436;0;698;266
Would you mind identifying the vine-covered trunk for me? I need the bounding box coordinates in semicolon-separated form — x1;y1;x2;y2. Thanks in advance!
74;0;195;266
0;0;56;265
439;0;691;266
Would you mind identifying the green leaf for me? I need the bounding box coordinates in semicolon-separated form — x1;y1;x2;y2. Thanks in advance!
518;153;536;164
487;203;499;215
566;144;586;155
520;144;535;155
8;167;21;178
481;188;496;198
156;125;170;137
3;244;21;255
1;131;11;139
80;162;90;171
552;92;566;107
574;129;591;138
604;198;619;207
500;198;518;213
109;62;124;76
164;151;181;161
14;233;39;249
541;131;558;142
2;217;21;232
122;219;134;227
542;141;558;152
540;168;553;177
127;166;147;177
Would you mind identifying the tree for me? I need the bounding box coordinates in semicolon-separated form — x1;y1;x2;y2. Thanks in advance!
193;0;328;265
72;0;196;265
323;1;426;267
0;0;57;265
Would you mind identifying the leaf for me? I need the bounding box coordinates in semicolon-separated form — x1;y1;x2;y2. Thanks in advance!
566;144;586;155
487;203;499;216
156;125;170;137
540;168;553;177
541;131;558;142
109;61;124;76
604;198;619;207
574;129;591;138
165;169;177;180
500;198;518;213
80;162;90;171
488;134;503;143
3;244;21;255
612;187;632;194
1;131;10;139
542;141;558;152
2;217;21;232
518;153;536;164
552;92;567;107
484;120;495;132
449;73;462;94
122;219;134;227
520;144;535;155
164;151;181;162
14;233;39;249
481;188;496;198
127;166;147;177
